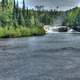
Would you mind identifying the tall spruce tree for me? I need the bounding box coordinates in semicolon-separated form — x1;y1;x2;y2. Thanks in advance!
13;0;19;19
18;9;25;26
16;0;19;19
12;0;16;19
1;0;8;11
12;0;19;26
22;0;26;18
22;0;26;25
26;7;30;25
5;0;8;5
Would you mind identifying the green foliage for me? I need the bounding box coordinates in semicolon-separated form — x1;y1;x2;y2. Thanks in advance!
0;0;66;37
0;26;45;38
0;0;46;38
0;0;61;27
22;0;26;17
18;10;25;26
1;0;8;11
64;7;80;29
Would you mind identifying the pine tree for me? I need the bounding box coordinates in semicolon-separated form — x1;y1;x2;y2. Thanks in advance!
12;0;18;26
22;0;28;25
1;0;8;11
13;0;19;19
12;0;16;19
18;9;25;26
22;0;26;17
16;0;19;19
5;0;8;5
26;7;29;16
25;7;30;25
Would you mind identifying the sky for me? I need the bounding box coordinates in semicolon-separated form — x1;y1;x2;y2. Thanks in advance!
17;0;80;10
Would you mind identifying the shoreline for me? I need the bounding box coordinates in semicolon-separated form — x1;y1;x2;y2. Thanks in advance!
0;26;45;38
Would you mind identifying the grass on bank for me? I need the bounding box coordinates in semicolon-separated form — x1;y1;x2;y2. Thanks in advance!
0;26;45;38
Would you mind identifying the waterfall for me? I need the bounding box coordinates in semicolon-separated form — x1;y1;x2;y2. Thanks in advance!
44;15;67;33
53;16;64;26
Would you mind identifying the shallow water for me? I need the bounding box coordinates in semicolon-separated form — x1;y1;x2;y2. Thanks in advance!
0;33;80;80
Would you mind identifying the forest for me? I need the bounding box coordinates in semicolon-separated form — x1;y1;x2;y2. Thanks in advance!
0;0;47;38
0;0;66;38
64;7;80;32
0;0;80;38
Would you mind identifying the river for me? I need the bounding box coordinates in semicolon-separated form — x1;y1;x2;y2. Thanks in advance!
0;33;80;80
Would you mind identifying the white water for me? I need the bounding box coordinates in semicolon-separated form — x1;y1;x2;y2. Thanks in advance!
44;25;79;33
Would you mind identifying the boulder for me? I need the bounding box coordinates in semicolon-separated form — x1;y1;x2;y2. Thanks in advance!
58;27;68;32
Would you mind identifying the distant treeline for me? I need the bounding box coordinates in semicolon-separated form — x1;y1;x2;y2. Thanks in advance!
0;0;64;27
0;0;80;30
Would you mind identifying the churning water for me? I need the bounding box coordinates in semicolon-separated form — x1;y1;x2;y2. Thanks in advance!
0;33;80;80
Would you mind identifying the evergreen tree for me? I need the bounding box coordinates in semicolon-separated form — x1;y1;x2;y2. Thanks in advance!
13;0;19;19
26;7;29;16
1;0;8;11
16;0;19;19
25;7;30;26
5;0;8;5
12;0;18;26
18;9;25;26
12;0;16;19
22;0;26;17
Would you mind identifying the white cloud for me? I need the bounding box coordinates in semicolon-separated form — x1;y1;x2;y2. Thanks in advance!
18;0;80;10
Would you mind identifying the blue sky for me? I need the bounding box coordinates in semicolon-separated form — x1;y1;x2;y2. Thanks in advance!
17;0;80;10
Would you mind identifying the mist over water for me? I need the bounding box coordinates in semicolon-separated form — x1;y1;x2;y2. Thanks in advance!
53;16;64;26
